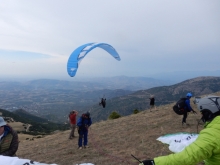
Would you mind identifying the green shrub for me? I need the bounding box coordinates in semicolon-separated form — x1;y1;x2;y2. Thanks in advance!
108;111;121;119
133;109;140;114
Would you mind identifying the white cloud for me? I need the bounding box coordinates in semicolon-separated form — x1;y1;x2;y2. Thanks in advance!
0;0;220;79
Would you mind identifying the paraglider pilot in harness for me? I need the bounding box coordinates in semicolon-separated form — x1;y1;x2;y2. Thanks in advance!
99;97;106;108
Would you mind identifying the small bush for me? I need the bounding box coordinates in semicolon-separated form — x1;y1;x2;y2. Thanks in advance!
133;109;140;114
108;111;121;119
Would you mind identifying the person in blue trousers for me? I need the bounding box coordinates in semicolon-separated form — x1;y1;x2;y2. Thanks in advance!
182;92;197;126
77;112;92;149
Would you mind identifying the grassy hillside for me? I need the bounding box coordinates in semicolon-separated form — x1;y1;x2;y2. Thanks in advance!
0;109;69;135
13;109;49;123
16;92;220;165
90;76;220;122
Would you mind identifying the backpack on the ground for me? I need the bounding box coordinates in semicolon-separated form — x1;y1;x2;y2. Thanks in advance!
173;98;187;115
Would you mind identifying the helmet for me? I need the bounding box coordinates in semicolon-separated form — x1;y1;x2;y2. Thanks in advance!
0;117;6;127
196;95;220;114
85;112;90;118
195;95;220;122
186;93;192;98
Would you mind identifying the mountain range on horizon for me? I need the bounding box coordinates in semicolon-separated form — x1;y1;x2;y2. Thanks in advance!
0;75;220;124
89;76;220;122
1;69;220;85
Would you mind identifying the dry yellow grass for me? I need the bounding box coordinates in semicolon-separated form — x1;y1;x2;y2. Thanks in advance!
17;134;35;141
8;122;26;132
17;93;220;165
7;122;36;141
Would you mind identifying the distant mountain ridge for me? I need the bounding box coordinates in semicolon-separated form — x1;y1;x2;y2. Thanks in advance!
1;76;220;123
148;70;220;83
0;109;69;135
0;76;172;91
0;76;172;123
90;76;220;122
74;76;173;90
13;109;49;123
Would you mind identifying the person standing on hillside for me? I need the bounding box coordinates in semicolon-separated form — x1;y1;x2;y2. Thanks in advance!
68;110;78;139
149;95;156;112
0;117;19;156
137;95;220;165
182;93;197;126
77;112;92;149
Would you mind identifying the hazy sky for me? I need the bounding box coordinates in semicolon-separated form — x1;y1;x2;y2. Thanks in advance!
0;0;220;80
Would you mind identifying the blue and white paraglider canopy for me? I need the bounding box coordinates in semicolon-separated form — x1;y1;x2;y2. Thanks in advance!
67;43;121;77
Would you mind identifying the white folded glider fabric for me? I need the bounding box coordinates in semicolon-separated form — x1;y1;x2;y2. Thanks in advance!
0;156;57;165
157;132;199;153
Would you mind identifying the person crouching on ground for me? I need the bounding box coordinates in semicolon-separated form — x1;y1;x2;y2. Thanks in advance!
77;112;92;149
68;110;78;139
0;117;19;156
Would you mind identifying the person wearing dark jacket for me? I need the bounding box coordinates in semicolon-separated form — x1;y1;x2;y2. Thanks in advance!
0;117;19;156
77;112;92;149
149;95;156;112
182;93;197;126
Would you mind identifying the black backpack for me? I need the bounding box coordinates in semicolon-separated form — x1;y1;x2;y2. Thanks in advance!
173;98;187;115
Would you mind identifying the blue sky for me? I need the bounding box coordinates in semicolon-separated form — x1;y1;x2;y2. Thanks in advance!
0;0;220;80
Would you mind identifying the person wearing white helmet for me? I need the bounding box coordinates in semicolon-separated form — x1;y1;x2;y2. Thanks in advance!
0;117;19;156
138;95;220;165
